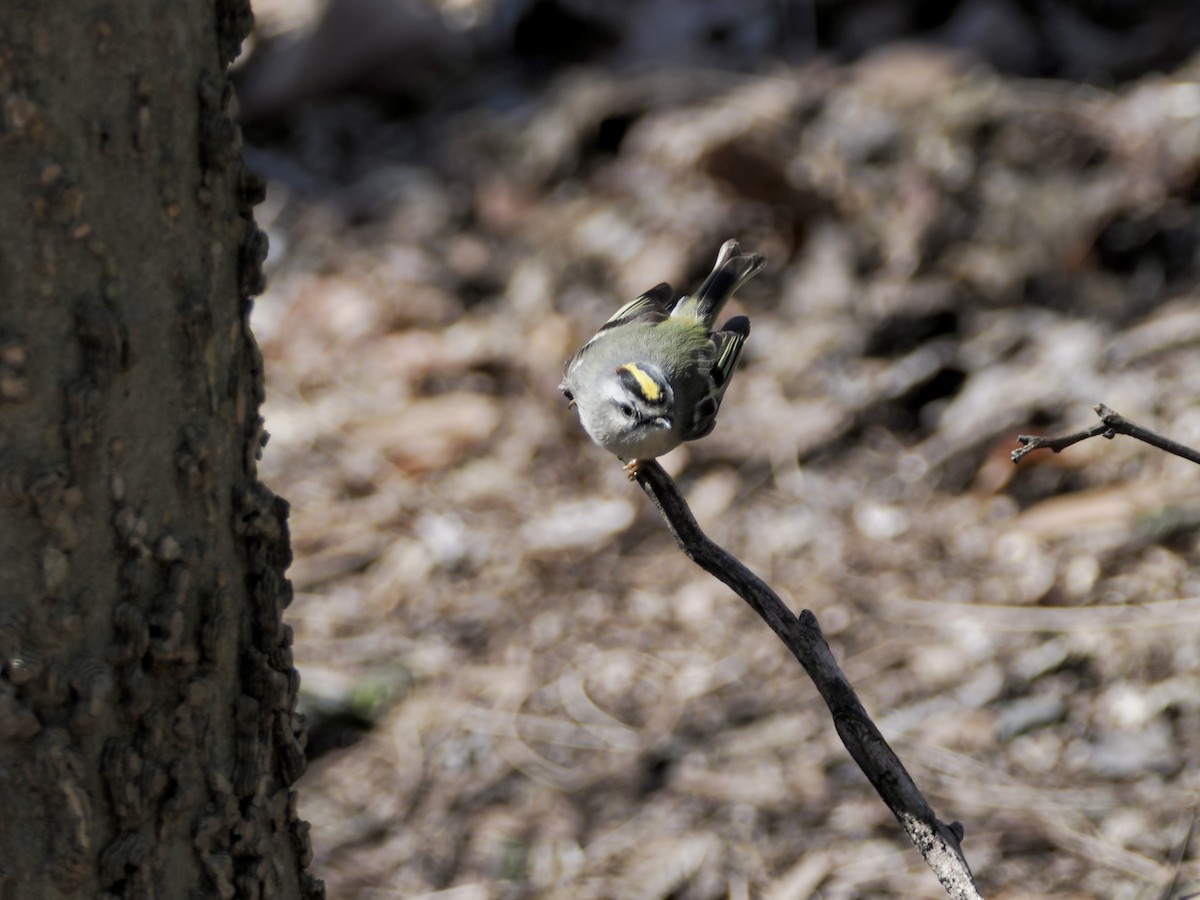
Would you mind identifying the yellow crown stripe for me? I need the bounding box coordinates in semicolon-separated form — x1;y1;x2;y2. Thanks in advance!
616;364;662;403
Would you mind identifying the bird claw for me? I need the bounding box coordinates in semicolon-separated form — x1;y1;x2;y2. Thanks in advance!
623;459;644;480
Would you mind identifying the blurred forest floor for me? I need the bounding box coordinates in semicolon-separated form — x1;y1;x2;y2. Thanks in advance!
238;2;1200;897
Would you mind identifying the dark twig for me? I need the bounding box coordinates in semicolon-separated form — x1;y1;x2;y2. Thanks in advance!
633;461;981;900
1013;404;1200;466
1155;806;1198;900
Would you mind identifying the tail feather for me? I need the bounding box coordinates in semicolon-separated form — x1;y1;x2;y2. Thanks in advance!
675;239;765;324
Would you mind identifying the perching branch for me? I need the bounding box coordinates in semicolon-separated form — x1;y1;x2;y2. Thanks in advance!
633;461;981;900
1012;404;1200;466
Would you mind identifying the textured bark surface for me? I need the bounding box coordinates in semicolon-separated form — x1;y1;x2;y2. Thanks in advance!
0;1;321;897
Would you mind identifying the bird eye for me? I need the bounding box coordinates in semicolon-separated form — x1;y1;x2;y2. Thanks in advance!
619;403;635;418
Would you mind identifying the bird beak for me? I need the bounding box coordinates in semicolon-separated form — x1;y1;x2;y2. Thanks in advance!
653;417;671;430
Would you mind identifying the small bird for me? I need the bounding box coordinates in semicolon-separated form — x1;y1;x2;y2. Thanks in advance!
561;239;765;478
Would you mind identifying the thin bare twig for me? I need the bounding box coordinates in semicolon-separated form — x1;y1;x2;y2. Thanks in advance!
1012;404;1200;465
633;461;981;900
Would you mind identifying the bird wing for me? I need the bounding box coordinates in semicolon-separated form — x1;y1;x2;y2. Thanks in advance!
594;282;674;334
709;315;750;392
682;315;750;442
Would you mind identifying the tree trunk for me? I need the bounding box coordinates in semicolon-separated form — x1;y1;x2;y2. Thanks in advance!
0;1;322;897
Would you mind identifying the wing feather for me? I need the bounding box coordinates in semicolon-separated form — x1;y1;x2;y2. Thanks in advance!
682;315;750;442
595;283;674;334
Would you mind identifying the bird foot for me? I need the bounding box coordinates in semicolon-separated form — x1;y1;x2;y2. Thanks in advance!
622;459;645;480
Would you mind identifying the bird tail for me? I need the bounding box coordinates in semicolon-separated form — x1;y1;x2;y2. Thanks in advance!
673;239;765;324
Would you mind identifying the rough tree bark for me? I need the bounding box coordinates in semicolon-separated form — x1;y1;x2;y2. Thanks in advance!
0;1;322;897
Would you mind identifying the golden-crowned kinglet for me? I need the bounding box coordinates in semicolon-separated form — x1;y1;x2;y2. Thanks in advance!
561;239;764;478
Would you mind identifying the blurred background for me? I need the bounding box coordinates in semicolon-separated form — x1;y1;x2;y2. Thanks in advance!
237;1;1200;896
